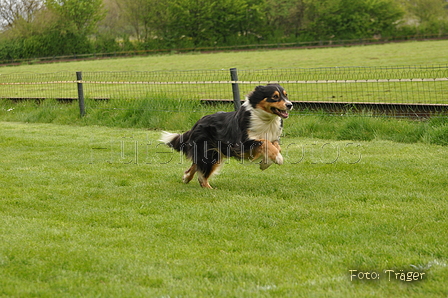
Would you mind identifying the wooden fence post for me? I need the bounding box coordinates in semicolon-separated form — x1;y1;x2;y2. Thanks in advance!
230;68;241;111
76;71;86;117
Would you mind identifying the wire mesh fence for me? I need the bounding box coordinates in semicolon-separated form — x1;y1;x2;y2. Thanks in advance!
1;65;447;117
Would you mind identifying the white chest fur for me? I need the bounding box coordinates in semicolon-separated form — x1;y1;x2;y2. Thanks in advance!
244;101;282;142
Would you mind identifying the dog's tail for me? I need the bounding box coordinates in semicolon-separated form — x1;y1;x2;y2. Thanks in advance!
160;131;190;152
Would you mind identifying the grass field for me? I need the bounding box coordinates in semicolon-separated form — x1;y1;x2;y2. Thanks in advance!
1;40;448;73
1;40;447;296
1;98;448;146
1;122;447;297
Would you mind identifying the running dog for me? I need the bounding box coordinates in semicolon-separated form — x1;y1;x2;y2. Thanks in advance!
160;84;293;188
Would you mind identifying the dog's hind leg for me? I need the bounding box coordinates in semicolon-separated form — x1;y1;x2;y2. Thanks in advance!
197;165;221;189
197;172;213;189
196;159;225;189
183;163;197;184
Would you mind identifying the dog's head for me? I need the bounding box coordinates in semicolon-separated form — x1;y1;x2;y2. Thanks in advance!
247;84;293;119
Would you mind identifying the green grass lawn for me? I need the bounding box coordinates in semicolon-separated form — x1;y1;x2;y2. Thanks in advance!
1;39;447;296
1;122;447;297
1;40;448;74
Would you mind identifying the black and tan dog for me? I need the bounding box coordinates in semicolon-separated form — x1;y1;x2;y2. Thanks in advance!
160;84;293;188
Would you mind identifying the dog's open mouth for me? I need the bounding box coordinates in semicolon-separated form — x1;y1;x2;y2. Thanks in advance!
271;107;289;119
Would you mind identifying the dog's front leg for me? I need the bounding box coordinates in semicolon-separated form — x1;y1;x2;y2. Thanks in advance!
272;140;281;153
252;139;283;170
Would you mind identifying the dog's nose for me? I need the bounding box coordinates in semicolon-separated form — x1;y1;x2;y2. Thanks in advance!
285;101;293;110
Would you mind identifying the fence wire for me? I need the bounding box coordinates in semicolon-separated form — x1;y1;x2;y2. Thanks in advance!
1;65;447;116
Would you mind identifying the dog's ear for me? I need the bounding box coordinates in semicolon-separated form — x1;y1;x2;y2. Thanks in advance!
253;85;266;96
254;85;265;92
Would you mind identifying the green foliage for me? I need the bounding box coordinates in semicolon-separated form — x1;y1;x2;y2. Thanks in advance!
306;0;404;40
45;0;105;36
396;0;448;36
92;34;122;53
0;38;23;60
0;0;104;59
159;0;265;47
2;0;447;59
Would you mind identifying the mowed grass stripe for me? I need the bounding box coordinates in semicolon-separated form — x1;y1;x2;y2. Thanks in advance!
0;122;447;297
1;40;448;74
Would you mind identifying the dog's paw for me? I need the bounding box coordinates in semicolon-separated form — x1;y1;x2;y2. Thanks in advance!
275;153;284;165
182;172;194;184
260;153;283;170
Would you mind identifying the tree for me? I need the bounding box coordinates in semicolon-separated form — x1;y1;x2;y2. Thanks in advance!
45;0;105;36
306;0;403;40
0;0;43;30
97;0;126;37
165;0;265;47
39;0;105;54
211;0;250;44
166;0;215;46
397;0;448;34
117;0;152;42
265;0;307;38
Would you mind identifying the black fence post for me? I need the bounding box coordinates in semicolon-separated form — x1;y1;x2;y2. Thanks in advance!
76;71;86;117
230;68;241;111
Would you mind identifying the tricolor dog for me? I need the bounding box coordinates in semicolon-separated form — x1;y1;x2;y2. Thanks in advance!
160;84;293;188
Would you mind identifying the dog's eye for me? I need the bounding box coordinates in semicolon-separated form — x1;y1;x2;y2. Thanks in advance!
273;94;279;100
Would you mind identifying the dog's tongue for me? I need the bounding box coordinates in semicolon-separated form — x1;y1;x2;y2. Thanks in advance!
279;110;289;119
271;107;289;119
273;109;289;119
